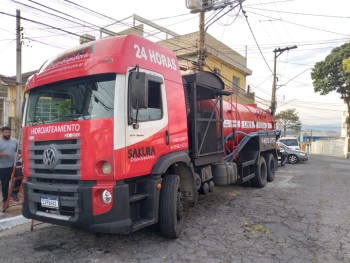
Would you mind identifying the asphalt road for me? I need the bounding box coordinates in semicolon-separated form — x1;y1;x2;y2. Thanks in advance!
0;154;349;263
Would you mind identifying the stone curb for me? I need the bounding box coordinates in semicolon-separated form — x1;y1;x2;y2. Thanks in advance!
0;215;31;230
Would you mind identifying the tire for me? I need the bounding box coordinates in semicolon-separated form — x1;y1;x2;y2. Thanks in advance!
159;174;183;238
251;156;267;188
288;154;299;164
266;153;276;182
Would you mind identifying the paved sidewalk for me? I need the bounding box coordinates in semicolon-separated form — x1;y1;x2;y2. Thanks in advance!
0;191;31;230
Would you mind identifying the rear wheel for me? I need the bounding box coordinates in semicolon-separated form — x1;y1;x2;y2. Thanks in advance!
159;174;183;238
252;156;267;188
288;154;299;164
266;153;276;182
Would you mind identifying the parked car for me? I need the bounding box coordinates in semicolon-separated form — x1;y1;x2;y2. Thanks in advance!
278;142;308;164
278;137;300;151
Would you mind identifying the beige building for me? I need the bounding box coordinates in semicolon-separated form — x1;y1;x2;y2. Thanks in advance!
158;32;254;104
0;71;36;135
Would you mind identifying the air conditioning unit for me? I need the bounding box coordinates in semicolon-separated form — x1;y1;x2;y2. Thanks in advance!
185;0;214;12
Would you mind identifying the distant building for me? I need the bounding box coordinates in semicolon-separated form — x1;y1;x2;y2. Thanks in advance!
300;131;340;142
0;70;36;129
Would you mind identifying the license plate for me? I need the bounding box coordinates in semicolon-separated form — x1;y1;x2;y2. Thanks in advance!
41;196;59;209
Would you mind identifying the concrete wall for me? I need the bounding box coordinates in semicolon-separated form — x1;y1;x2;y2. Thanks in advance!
310;139;347;158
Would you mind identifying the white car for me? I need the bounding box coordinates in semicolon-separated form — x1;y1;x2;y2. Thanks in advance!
278;137;300;151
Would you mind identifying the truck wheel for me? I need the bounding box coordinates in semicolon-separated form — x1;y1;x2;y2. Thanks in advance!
266;153;276;182
252;156;267;188
159;174;183;238
288;154;299;164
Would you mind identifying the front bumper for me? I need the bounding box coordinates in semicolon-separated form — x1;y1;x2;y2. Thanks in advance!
22;179;133;234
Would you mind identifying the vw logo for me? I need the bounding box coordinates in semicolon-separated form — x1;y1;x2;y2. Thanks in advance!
43;147;57;168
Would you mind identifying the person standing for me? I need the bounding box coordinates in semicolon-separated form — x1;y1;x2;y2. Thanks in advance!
0;126;18;209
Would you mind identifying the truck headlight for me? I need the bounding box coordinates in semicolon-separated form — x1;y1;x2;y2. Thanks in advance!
101;190;112;204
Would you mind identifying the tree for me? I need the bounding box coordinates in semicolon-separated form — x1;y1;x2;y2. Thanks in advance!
343;57;350;72
275;109;301;137
311;42;350;153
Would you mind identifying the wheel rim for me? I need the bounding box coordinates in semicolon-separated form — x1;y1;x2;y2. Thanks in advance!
289;155;297;163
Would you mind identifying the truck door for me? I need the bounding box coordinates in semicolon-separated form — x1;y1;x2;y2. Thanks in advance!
124;70;169;179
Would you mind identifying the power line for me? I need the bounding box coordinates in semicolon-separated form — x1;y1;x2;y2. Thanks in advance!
240;3;273;74
246;6;350;19
248;10;349;37
0;11;82;38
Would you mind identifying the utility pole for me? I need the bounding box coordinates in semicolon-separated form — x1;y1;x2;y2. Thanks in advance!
189;0;243;71
271;45;297;118
197;2;206;71
15;9;22;137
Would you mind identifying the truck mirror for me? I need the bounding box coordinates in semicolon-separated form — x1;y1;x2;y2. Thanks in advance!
129;72;148;109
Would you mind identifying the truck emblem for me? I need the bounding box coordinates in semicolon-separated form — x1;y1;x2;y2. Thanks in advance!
43;147;57;168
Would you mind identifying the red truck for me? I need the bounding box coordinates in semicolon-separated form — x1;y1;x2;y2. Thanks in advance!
22;34;278;238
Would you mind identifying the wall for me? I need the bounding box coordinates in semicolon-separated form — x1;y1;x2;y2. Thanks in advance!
310;139;347;158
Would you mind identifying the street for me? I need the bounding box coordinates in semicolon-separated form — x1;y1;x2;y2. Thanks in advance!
0;154;349;263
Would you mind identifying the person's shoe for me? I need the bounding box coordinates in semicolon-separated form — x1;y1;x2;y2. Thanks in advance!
2;202;7;211
11;193;19;202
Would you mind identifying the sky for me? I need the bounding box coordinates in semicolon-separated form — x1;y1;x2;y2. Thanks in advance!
0;0;349;131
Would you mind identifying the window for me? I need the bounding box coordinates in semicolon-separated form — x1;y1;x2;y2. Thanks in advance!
129;74;163;123
232;76;240;90
213;68;221;76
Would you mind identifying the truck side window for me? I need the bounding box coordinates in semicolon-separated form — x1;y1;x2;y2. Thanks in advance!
130;75;163;122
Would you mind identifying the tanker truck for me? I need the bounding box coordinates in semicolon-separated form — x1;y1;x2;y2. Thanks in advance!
22;34;278;238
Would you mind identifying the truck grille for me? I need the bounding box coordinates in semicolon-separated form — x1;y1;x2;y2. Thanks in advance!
29;139;81;180
27;139;83;219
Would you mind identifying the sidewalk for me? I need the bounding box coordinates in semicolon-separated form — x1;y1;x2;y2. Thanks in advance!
0;190;31;230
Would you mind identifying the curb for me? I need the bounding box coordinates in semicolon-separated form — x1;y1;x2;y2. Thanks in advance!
0;215;31;230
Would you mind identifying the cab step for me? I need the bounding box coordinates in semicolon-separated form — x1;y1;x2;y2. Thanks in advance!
129;193;148;203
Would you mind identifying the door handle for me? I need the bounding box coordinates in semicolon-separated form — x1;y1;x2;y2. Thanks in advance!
166;130;170;145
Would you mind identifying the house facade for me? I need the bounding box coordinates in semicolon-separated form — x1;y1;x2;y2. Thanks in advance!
157;32;254;104
0;71;36;135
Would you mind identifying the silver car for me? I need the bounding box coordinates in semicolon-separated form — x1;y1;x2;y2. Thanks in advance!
278;142;308;164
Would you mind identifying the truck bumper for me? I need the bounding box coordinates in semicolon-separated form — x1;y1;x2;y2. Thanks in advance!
22;179;133;234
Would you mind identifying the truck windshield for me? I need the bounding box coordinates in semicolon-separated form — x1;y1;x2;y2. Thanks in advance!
25;74;115;125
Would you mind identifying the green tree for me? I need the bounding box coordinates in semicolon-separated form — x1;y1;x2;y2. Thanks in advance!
275;109;301;137
343;57;350;72
311;42;350;152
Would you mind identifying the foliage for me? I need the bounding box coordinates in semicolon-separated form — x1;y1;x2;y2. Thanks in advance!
343;57;350;72
311;42;350;104
311;42;350;147
58;99;72;117
275;109;301;136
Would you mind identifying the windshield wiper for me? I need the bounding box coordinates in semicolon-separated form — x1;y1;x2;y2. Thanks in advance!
27;119;45;126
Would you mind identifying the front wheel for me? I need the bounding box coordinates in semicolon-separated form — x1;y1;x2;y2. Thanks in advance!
159;174;183;238
288;154;299;164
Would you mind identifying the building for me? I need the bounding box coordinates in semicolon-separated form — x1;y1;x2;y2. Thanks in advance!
157;32;254;104
0;71;36;134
